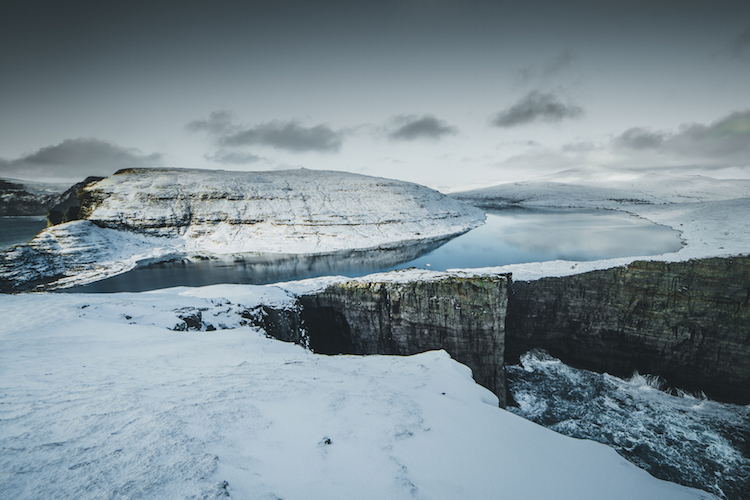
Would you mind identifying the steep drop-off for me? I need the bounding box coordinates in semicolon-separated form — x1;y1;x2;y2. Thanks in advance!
299;274;510;406
506;256;750;404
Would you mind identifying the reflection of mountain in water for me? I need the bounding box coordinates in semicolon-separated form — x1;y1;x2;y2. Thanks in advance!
67;237;451;293
65;208;684;293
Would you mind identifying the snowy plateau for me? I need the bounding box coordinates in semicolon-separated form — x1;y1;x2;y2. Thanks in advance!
2;165;749;499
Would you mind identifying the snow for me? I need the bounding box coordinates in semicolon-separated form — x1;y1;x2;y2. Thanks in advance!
1;168;484;290
451;166;750;280
0;287;716;499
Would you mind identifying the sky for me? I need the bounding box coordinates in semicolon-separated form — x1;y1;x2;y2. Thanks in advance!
1;0;749;190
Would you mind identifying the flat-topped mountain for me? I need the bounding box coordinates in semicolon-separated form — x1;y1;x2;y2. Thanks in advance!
1;168;484;291
78;168;484;251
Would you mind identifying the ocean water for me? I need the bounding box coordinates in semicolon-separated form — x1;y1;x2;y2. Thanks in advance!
507;350;750;500
68;208;683;292
0;216;47;251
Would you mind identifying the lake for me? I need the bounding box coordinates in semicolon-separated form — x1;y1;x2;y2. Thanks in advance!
64;208;683;293
0;216;47;251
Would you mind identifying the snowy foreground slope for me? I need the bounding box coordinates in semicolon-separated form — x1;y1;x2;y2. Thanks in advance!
1;168;484;290
0;286;715;500
452;166;750;280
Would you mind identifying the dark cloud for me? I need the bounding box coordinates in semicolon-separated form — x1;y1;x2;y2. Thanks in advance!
205;150;264;165
0;138;162;182
188;112;343;153
668;111;750;160
616;110;750;162
222;121;342;153
616;128;667;150
492;91;584;128
186;110;236;135
388;115;458;141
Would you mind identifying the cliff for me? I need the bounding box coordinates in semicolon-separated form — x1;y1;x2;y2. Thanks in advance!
45;176;104;225
505;256;750;404
299;273;510;406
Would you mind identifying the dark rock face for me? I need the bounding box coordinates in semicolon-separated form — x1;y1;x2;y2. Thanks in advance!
239;304;307;345
0;177;104;218
0;179;59;216
299;275;510;406
506;256;750;404
46;176;104;225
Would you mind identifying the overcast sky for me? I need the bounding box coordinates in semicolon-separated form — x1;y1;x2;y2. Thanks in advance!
1;0;749;189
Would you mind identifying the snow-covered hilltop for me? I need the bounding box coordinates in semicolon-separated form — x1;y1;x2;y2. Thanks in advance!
452;165;750;208
79;168;483;247
451;166;750;280
0;168;484;291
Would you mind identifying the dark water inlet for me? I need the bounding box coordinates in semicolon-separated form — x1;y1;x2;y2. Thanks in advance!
63;208;683;293
0;216;47;251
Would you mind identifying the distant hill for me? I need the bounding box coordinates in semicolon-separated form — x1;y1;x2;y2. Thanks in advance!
451;165;750;209
0;177;103;218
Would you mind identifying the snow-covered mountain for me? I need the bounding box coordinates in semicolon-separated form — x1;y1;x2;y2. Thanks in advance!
0;168;484;291
79;168;483;248
452;165;750;208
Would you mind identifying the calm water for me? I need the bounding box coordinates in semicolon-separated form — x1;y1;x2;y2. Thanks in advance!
67;208;682;293
0;216;47;251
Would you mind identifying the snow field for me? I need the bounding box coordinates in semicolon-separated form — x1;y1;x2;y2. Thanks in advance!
0;287;715;499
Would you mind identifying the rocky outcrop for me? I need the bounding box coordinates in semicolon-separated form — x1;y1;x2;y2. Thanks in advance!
0;179;60;216
0;177;103;219
299;273;510;406
506;256;750;404
46;176;104;226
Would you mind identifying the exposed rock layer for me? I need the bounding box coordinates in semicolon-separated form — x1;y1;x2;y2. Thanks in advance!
506;256;750;404
78;168;484;251
299;275;510;406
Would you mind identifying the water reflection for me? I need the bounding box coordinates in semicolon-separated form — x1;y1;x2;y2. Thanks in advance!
393;208;683;270
69;238;450;293
67;208;682;293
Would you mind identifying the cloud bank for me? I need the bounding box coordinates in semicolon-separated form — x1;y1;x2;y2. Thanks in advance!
205;150;264;165
495;110;750;179
616;110;750;162
0;138;162;182
492;91;584;127
387;115;458;141
188;111;343;153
